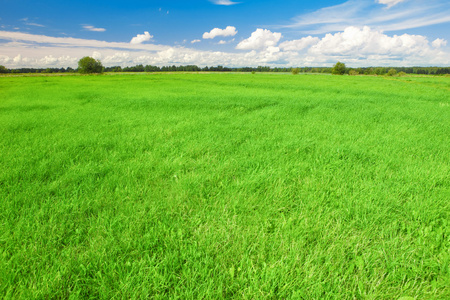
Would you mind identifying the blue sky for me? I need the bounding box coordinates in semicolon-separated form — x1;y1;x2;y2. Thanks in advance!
1;0;449;68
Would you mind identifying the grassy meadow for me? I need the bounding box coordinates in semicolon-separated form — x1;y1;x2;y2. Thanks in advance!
0;73;449;299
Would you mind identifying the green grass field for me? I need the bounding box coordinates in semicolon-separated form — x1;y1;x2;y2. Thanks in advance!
1;73;449;299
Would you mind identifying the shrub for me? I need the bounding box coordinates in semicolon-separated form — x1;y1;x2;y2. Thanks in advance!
291;68;300;75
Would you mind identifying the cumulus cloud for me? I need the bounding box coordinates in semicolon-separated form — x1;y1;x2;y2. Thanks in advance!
130;31;153;44
377;0;406;8
236;29;282;50
103;52;132;65
308;26;429;57
209;0;239;5
92;51;102;60
83;25;106;32
5;53;78;67
191;39;201;44
279;36;320;51
432;38;447;48
203;26;237;39
13;54;22;63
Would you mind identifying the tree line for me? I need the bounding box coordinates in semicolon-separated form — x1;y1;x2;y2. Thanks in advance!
1;63;449;75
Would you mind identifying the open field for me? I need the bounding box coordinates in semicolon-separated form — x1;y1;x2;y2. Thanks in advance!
0;73;449;299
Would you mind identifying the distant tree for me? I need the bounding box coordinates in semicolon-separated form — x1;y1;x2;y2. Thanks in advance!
135;64;145;72
78;56;103;74
349;69;359;76
374;67;386;75
387;68;397;76
331;62;346;75
291;68;300;75
0;65;8;73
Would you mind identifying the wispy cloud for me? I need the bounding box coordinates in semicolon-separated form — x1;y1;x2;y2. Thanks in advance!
280;0;450;34
26;22;45;27
209;0;240;6
218;38;235;45
20;17;45;27
377;0;406;9
82;25;106;32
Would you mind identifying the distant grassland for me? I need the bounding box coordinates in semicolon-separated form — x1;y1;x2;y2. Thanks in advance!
0;73;449;299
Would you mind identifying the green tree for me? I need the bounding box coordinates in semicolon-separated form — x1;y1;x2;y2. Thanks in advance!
331;61;346;75
387;68;397;76
78;56;104;74
374;67;386;75
0;65;8;73
291;68;300;75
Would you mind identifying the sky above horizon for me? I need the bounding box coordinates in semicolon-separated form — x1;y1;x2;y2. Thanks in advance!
1;0;449;68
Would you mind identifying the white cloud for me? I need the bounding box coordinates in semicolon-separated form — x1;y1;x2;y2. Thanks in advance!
13;54;22;63
309;26;429;56
20;17;45;27
92;51;102;60
303;26;449;67
130;31;153;44
83;25;106;32
203;26;237;39
432;38;447;48
26;22;45;27
210;0;240;5
191;39;201;44
103;52;132;65
377;0;406;8
279;36;320;51
217;38;236;45
236;29;282;50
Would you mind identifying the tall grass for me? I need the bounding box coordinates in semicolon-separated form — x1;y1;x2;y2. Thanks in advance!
0;73;449;298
